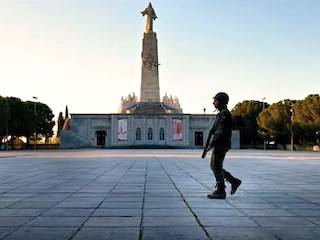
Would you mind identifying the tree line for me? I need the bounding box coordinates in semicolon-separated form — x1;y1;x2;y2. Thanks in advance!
232;94;320;149
1;94;319;150
0;96;55;150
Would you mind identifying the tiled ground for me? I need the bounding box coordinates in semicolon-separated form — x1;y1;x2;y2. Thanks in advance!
0;149;319;240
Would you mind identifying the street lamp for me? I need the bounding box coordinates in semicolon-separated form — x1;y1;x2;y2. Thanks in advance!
5;98;9;151
262;97;266;150
33;96;38;151
290;105;294;151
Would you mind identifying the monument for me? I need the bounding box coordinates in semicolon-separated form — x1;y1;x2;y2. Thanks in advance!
60;3;240;149
120;2;182;114
140;3;160;102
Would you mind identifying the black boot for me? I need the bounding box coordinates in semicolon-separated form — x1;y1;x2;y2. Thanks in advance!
231;179;241;195
225;172;241;195
207;182;226;199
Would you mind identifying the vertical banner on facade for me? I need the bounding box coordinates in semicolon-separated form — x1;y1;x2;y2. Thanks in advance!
172;119;183;141
118;119;128;141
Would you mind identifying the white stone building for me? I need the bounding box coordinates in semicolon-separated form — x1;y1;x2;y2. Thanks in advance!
60;3;240;149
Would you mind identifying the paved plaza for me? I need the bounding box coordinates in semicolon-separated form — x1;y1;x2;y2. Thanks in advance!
0;149;319;240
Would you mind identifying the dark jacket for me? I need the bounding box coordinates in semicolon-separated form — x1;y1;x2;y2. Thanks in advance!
209;108;233;151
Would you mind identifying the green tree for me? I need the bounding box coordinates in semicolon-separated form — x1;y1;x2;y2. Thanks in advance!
6;97;27;149
292;94;320;144
257;100;295;149
35;102;55;143
232;100;267;146
23;101;55;145
65;105;69;119
57;112;65;137
2;98;55;149
0;96;9;150
23;101;37;147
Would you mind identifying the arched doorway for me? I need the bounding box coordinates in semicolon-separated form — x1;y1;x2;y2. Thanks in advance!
195;131;203;146
96;130;106;148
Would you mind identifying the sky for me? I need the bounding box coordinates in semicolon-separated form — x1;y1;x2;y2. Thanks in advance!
1;0;319;122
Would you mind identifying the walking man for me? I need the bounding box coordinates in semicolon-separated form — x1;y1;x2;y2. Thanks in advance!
202;92;242;199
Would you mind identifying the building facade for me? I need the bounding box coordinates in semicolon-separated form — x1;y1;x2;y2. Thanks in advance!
60;3;240;149
61;113;240;149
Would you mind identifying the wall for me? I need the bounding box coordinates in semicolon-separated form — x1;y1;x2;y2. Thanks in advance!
110;114;190;147
60;113;241;149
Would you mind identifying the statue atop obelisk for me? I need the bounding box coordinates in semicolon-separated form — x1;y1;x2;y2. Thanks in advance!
141;2;157;33
140;2;160;102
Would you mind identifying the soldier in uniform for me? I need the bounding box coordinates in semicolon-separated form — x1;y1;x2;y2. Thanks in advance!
202;92;242;199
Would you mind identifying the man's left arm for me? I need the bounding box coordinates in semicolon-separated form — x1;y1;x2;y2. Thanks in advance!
210;114;228;148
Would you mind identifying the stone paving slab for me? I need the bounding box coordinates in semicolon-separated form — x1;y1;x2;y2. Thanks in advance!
26;216;88;227
0;228;13;239
72;227;140;240
251;216;316;227
143;208;193;217
308;217;320;225
0;149;319;239
240;208;295;217
100;201;143;209
3;227;77;240
199;216;258;227
264;227;320;240
42;208;95;217
205;227;277;240
0;208;45;217
84;217;141;227
193;208;245;217
0;217;33;227
143;216;198;227
93;208;142;217
143;227;209;240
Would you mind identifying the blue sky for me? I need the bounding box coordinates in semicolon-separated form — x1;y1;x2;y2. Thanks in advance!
0;0;319;119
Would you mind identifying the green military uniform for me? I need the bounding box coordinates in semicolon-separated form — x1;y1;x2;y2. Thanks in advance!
209;107;232;184
204;92;242;199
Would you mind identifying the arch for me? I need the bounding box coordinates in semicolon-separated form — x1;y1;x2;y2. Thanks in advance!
147;127;153;140
159;127;165;141
96;130;106;147
136;127;141;140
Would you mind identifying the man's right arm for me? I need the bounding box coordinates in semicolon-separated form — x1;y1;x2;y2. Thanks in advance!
202;127;214;158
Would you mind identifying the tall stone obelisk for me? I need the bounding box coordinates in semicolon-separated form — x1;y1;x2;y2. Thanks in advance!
140;3;160;102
